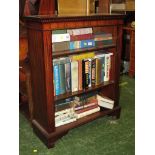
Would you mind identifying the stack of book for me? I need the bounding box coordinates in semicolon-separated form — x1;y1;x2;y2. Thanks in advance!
73;93;100;119
55;93;114;127
53;52;113;96
52;28;95;52
67;28;95;50
97;94;114;109
52;28;113;52
94;32;113;46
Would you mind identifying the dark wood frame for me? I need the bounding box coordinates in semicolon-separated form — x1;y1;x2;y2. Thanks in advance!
25;14;124;148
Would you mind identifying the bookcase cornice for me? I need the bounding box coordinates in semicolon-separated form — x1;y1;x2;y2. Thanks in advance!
25;14;125;23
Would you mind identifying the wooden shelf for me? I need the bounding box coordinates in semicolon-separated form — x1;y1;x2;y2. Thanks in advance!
54;80;114;101
52;44;116;58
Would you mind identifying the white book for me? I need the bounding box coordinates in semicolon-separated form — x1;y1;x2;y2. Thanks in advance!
71;61;78;92
76;106;100;119
55;107;74;116
97;94;114;104
97;95;114;109
55;117;77;127
52;33;70;43
67;28;93;36
104;53;113;81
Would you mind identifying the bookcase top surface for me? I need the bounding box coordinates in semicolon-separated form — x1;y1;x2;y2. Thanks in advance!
24;13;125;23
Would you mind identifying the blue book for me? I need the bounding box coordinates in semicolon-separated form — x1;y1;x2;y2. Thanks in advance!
80;39;95;48
53;60;60;96
59;59;66;94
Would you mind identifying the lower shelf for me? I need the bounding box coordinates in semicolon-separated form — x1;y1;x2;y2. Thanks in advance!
32;105;121;148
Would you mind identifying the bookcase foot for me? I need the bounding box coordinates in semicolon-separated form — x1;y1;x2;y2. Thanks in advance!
108;106;121;119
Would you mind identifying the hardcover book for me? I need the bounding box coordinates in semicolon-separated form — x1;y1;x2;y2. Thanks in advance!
52;33;70;43
65;57;71;92
52;42;70;52
59;59;66;94
53;59;60;96
71;61;79;92
97;94;114;109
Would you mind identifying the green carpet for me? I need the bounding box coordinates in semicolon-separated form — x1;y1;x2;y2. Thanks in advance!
19;75;135;155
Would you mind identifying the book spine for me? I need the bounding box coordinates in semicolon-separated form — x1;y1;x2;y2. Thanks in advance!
95;58;101;85
52;42;70;52
65;59;71;92
80;39;95;48
69;41;81;50
76;106;100;119
82;60;86;89
71;52;95;61
78;60;83;90
71;61;78;92
91;58;96;85
55;117;76;127
67;28;93;36
52;29;67;34
104;53;112;81
52;33;70;43
53;63;60;96
88;59;92;87
84;59;90;88
59;62;66;94
70;34;94;41
55;107;74;116
100;56;105;83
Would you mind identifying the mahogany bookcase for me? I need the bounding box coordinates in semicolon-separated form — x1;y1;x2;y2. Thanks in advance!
25;14;124;148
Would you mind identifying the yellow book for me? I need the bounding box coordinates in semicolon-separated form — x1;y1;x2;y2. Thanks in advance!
71;52;95;61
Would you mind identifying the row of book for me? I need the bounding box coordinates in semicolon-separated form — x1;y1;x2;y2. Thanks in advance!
52;28;113;52
53;52;113;96
55;93;114;127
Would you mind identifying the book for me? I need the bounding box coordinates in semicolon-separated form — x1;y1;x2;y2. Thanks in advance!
95;58;102;85
65;58;71;92
71;61;78;92
59;59;66;94
67;28;93;36
55;116;76;127
70;52;95;61
78;60;83;90
69;41;80;50
75;105;100;119
52;42;70;52
97;94;114;109
52;29;67;34
91;58;96;85
104;53;113;81
80;39;95;48
55;98;73;112
52;33;70;43
70;33;94;41
53;59;60;96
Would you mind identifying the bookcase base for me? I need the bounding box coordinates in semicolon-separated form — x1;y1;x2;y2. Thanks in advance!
32;106;121;148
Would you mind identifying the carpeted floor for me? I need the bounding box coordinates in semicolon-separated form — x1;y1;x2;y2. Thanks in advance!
19;75;135;155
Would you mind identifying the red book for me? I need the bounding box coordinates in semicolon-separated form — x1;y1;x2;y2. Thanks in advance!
70;34;94;41
76;104;99;114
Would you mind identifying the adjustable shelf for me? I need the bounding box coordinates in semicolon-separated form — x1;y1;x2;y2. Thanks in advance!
25;14;124;148
52;44;116;58
54;80;114;101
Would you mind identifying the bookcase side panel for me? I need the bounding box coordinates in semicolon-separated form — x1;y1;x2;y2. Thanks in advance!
27;27;54;133
115;25;123;106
